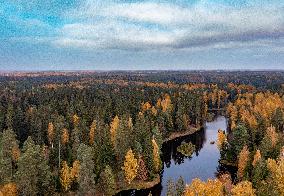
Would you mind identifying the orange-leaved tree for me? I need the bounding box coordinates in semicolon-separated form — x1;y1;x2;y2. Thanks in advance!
122;149;138;184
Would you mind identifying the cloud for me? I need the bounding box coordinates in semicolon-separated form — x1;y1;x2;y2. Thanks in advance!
53;21;179;50
53;0;284;52
4;0;284;52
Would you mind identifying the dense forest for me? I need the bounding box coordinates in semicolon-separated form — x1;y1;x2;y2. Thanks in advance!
0;71;284;195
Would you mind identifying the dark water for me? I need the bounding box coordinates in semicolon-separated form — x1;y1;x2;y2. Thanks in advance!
118;116;234;196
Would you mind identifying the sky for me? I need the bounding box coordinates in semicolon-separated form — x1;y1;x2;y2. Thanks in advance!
0;0;284;71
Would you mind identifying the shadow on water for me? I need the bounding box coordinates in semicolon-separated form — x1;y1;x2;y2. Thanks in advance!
117;116;236;196
162;128;206;167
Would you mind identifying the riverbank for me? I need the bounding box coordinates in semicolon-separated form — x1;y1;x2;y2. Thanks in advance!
163;126;201;143
115;125;203;195
114;175;160;195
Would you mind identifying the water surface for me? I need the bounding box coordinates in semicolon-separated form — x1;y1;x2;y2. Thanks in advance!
118;116;229;196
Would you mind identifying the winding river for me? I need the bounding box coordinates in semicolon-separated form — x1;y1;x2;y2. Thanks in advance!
119;116;232;196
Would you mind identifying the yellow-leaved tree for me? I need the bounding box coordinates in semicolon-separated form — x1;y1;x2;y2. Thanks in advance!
184;178;223;196
110;115;119;147
47;122;55;148
151;106;158;116
141;102;152;112
0;182;18;196
60;160;80;192
60;161;72;192
266;125;278;148
70;160;80;181
217;129;226;149
152;138;161;173
61;128;69;145
231;181;256;196
252;150;261;167
237;145;250;179
267;158;284;195
73;114;80;127
11;145;20;162
128;117;133;129
89;120;96;145
122;149;138;184
161;94;172;112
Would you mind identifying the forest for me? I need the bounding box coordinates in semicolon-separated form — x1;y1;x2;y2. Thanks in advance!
0;71;284;196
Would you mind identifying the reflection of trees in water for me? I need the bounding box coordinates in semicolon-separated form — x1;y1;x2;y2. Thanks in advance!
119;118;232;196
162;128;206;167
116;182;162;196
215;162;237;183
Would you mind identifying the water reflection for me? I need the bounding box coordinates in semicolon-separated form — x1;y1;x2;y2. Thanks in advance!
118;116;234;196
162;128;206;167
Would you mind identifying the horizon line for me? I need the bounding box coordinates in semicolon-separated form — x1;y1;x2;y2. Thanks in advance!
1;68;284;73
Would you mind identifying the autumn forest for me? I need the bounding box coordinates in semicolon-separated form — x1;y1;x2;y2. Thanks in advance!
0;71;284;196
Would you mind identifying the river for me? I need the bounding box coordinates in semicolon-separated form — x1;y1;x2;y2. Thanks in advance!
118;116;232;196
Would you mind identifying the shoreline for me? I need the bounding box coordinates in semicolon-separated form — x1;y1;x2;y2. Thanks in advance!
114;175;161;195
115;125;203;195
163;126;201;143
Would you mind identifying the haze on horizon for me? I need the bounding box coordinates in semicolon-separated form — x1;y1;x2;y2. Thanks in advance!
1;0;284;71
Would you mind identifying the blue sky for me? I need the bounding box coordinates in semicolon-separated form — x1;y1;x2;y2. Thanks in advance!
0;0;284;70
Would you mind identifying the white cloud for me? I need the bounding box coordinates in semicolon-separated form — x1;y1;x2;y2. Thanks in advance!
54;21;181;49
53;0;284;51
102;2;283;31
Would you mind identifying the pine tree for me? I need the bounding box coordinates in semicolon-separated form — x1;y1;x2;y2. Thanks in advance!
95;123;116;176
260;125;280;159
166;178;176;196
0;129;19;184
16;137;52;196
271;108;284;131
99;165;116;196
176;176;185;196
5;104;14;129
227;125;250;163
77;144;96;195
252;159;268;189
115;116;134;166
110;115;119;147
71;127;81;160
122;149;138;184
